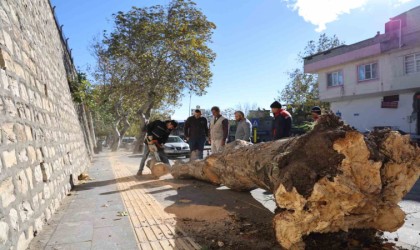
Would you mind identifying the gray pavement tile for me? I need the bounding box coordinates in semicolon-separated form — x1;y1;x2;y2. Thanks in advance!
95;202;125;212
45;241;92;250
59;209;94;223
66;199;96;211
93;211;132;228
91;226;138;249
91;242;138;250
47;221;93;245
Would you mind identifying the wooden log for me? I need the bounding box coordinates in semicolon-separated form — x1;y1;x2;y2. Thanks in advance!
171;114;420;249
147;158;170;178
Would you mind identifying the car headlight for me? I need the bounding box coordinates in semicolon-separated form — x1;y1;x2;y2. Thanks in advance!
164;145;173;149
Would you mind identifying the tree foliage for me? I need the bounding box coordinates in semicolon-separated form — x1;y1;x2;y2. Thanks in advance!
93;0;216;152
278;34;344;124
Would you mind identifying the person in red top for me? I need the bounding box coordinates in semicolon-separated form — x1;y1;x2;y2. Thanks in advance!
270;101;292;140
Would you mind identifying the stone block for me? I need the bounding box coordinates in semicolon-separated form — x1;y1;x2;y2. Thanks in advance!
18;201;33;222
38;192;44;206
1;123;16;143
2;149;17;168
32;194;39;209
0;8;9;26
9;208;18;230
14;123;25;142
2;30;13;52
25;125;32;141
41;146;48;158
0;98;3;114
7;77;19;97
16;103;26;119
25;167;33;189
16;170;28;195
34;217;43;233
0;177;15;207
0;221;9;245
34;165;42;183
40;162;51;182
43;183;50;199
27;146;36;164
13;64;24;83
44;207;51;221
0;48;12;71
18;149;28;163
36;148;42;161
0;70;7;89
19;83;28;102
16;230;30;250
3;97;17;117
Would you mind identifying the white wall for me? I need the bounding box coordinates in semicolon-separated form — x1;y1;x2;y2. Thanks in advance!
330;92;417;134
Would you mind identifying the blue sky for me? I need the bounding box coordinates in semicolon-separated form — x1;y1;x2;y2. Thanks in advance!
51;0;420;119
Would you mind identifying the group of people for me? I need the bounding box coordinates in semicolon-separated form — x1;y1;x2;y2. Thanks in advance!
137;101;322;175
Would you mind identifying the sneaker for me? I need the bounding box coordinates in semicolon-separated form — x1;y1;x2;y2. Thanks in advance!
137;170;143;176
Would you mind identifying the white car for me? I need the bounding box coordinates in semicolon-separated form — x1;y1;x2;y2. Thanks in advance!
164;136;190;158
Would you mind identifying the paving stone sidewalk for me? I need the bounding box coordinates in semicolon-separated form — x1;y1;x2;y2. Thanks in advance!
28;154;138;250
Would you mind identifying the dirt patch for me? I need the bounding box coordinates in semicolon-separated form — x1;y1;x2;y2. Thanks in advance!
156;180;280;250
166;204;230;222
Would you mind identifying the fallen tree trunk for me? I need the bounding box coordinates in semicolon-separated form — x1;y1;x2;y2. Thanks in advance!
171;114;420;249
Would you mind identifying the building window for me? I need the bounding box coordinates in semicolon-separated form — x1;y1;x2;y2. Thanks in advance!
327;71;343;87
381;95;399;109
405;53;420;74
358;62;378;81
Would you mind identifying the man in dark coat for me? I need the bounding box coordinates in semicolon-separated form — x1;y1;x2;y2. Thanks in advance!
270;101;292;140
138;120;178;175
184;109;209;159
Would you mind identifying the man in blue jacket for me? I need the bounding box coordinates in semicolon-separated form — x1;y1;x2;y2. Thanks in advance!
270;101;292;140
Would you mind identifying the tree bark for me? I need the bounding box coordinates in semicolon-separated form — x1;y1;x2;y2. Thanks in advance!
86;108;97;148
110;120;121;152
118;116;130;141
171;114;420;249
133;99;153;154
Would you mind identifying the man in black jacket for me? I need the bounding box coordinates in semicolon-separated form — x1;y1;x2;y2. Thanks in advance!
270;101;292;140
184;109;209;159
138;120;178;175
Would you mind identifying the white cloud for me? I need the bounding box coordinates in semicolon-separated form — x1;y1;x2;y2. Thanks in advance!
286;0;414;32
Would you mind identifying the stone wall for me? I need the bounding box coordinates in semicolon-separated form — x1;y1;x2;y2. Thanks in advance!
0;0;91;249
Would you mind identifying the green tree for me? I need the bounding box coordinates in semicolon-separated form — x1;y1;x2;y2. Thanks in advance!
278;34;344;125
93;0;216;153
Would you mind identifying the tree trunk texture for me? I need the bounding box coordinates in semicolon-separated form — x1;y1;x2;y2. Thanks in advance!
133;103;152;154
86;109;97;148
170;114;420;249
118;116;130;141
110;121;121;152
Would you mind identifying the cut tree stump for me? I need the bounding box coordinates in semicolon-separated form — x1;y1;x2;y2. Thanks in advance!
171;114;420;249
147;158;171;178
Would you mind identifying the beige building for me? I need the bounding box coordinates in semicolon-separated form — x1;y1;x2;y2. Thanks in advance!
304;6;420;137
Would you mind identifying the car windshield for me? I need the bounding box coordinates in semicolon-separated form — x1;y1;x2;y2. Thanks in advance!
166;136;183;143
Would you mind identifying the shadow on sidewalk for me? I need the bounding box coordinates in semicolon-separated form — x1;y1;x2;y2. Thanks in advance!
123;175;281;249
